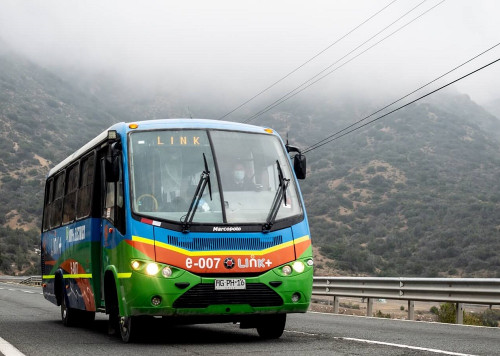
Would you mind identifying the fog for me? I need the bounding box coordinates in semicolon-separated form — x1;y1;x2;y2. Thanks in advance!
1;0;499;118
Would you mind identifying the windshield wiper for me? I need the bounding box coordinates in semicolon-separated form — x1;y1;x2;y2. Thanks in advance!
263;160;290;232
182;153;212;233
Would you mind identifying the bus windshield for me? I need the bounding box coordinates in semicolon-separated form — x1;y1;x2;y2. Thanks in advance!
129;129;302;225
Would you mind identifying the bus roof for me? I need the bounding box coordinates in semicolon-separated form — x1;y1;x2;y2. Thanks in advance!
47;119;274;177
123;119;270;133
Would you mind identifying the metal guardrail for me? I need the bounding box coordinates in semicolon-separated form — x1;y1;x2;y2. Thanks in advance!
312;277;500;324
19;275;42;286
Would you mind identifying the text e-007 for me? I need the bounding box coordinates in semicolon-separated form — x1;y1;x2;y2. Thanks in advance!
185;257;221;269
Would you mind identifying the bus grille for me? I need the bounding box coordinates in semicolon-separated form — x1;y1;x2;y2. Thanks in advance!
166;235;283;251
173;283;283;308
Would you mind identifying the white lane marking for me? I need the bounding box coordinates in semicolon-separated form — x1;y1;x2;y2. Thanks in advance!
1;286;43;295
284;330;318;336
308;311;490;329
337;337;477;356
0;336;26;356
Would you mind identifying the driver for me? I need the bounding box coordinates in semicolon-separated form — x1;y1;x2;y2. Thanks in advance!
229;162;257;190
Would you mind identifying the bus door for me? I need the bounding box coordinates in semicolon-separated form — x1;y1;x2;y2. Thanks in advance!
99;143;126;300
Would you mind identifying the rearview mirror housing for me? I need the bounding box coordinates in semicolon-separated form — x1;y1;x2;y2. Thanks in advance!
293;154;306;180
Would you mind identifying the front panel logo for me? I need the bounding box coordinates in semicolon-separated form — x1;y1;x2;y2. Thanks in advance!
213;226;242;232
224;257;235;269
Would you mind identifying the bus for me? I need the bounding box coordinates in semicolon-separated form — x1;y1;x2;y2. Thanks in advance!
41;119;312;342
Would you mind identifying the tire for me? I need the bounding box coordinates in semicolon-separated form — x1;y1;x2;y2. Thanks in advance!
256;314;286;339
119;316;139;343
61;296;77;327
108;311;119;336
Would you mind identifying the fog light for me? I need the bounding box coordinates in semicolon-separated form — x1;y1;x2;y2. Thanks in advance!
291;292;301;303
131;260;141;270
292;261;305;273
151;296;162;306
282;265;292;275
162;266;172;278
306;259;314;267
146;263;159;275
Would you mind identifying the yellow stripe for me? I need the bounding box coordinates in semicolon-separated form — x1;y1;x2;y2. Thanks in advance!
132;235;154;245
44;273;131;279
132;234;310;256
117;273;132;278
64;274;92;278
43;274;92;279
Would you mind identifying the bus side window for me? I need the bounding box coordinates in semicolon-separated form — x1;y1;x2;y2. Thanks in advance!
42;179;54;231
103;150;125;234
50;172;65;229
62;163;79;224
115;157;125;233
77;153;95;219
104;182;115;223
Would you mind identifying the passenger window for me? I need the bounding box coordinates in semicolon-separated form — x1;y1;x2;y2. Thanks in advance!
50;172;65;228
77;154;95;219
62;163;79;224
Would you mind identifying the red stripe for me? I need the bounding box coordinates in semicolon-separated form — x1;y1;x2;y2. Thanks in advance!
141;218;154;225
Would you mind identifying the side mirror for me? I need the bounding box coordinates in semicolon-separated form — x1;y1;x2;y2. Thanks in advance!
106;142;122;182
293;154;306;180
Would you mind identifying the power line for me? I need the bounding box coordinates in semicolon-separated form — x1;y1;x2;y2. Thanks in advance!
302;57;500;154
243;0;444;124
303;42;500;153
216;0;399;121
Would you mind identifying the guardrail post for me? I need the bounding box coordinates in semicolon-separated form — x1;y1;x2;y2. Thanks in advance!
456;303;464;324
407;300;414;320
366;298;373;317
333;296;339;314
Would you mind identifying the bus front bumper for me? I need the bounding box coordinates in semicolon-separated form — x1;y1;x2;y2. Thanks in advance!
119;260;313;317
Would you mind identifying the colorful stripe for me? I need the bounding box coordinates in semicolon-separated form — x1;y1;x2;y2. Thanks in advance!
117;273;132;278
132;234;309;256
42;274;92;279
127;234;311;274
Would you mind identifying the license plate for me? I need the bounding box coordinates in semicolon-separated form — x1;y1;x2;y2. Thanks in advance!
215;279;246;290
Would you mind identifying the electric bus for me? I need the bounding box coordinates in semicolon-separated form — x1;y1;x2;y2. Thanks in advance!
41;119;312;342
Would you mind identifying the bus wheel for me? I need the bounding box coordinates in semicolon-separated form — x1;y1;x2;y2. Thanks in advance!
61;296;76;327
256;314;286;339
119;316;138;343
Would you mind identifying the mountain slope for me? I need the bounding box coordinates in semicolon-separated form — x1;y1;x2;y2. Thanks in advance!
264;96;500;277
0;48;118;273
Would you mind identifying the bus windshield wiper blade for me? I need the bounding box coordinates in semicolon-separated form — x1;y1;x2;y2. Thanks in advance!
263;160;289;232
182;153;212;233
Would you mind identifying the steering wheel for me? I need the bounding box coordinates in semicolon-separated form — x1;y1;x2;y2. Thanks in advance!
137;194;159;212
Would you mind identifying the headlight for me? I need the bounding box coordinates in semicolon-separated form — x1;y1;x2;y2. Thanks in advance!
162;266;172;278
131;260;141;270
282;265;292;275
146;263;159;275
292;261;305;273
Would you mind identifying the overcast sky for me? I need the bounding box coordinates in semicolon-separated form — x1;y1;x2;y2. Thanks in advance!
1;0;499;115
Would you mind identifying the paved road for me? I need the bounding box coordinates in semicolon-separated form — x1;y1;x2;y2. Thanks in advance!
1;282;498;356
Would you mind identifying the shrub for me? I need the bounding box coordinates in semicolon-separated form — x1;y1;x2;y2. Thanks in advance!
375;310;391;318
480;309;500;327
464;312;482;326
436;303;456;323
